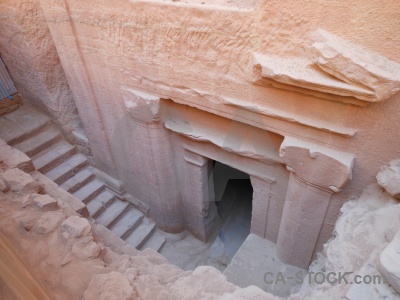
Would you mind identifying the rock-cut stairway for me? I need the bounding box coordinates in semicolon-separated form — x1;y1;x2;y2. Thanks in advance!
0;106;165;252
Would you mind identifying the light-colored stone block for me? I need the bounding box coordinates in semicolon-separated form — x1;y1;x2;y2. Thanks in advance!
378;228;400;294
3;168;40;195
83;272;135;300
34;194;58;211
31;171;89;217
35;211;65;234
376;159;400;199
71;237;101;260
62;216;91;239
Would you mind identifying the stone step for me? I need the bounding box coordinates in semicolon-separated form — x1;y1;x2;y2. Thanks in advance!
60;168;95;194
45;154;88;185
13;126;61;157
0;106;50;145
73;179;104;204
125;218;156;249
86;190;115;219
96;199;130;228
109;208;144;240
140;231;166;252
32;141;76;173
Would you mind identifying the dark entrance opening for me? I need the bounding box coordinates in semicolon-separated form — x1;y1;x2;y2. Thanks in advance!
209;161;253;268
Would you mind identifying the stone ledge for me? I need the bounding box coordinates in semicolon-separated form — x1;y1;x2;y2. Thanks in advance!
252;54;371;106
222;96;358;137
253;30;400;104
309;29;400;102
130;0;256;11
165;116;283;164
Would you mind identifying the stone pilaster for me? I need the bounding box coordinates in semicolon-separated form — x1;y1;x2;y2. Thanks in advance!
250;164;289;243
277;137;354;269
180;149;220;242
122;88;183;232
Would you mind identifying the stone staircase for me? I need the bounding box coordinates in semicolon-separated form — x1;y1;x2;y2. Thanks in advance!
0;106;165;252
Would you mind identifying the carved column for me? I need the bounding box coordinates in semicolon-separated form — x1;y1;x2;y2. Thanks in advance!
277;137;354;269
250;164;289;243
180;149;220;242
122;88;183;232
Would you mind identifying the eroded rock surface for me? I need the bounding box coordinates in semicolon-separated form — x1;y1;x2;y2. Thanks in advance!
62;216;91;239
34;194;58;212
309;29;400;101
377;160;400;199
3;168;40;195
83;272;135;300
292;184;400;299
378;229;400;295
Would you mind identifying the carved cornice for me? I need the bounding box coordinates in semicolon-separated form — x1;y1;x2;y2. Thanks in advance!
122;76;358;141
252;54;369;106
221;96;357;137
164;116;283;164
253;30;400;105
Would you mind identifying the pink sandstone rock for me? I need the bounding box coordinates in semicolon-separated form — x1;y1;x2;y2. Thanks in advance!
0;178;8;192
378;229;400;294
34;194;58;212
20;213;41;231
61;216;91;239
83;272;135;300
20;193;41;208
71;236;101;260
0;140;34;172
309;29;400;101
376;160;400;199
169;266;236;297
3;168;40;195
35;211;65;234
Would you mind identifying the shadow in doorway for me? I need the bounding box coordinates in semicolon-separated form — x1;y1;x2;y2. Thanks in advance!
209;162;253;267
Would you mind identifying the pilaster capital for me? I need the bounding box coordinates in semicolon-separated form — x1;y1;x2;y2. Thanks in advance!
279;137;354;192
122;87;161;123
183;148;209;167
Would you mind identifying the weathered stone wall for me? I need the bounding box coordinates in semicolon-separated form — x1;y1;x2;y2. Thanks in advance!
0;0;83;143
2;0;400;260
38;0;400;255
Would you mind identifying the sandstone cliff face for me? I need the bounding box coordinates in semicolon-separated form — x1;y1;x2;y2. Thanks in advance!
33;0;400;255
0;0;82;140
1;0;400;274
